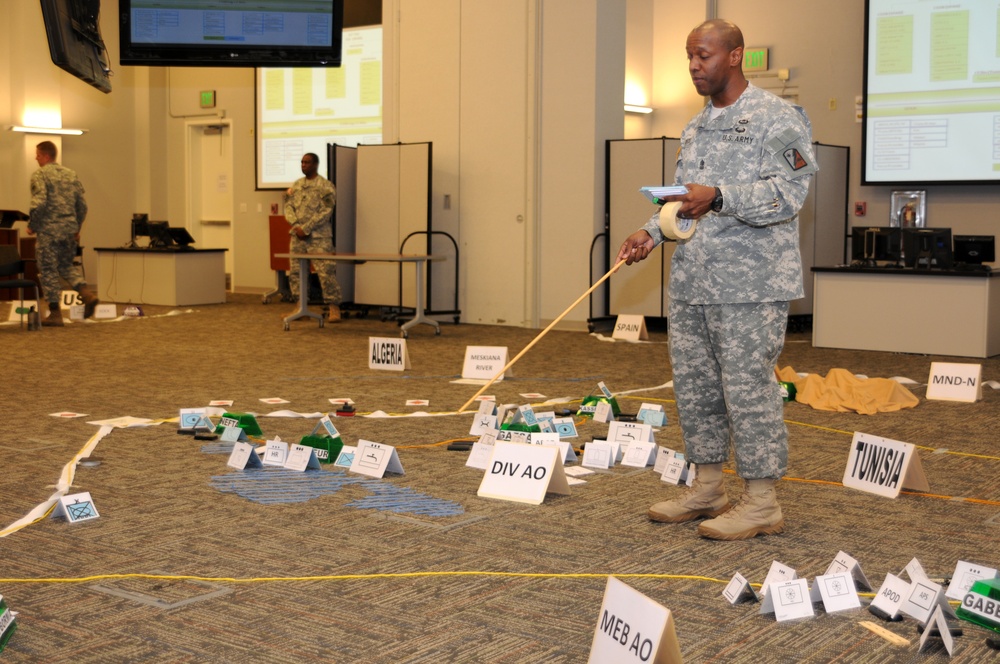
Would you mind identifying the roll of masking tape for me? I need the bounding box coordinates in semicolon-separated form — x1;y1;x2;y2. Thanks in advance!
657;201;698;240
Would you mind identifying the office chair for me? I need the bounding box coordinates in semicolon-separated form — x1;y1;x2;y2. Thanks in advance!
0;244;41;330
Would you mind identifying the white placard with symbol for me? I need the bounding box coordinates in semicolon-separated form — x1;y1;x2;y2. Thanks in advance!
227;441;264;470
284;444;322;471
900;578;955;623
467;430;498;470
824;550;872;591
608;421;653;445
621;441;657;468
809;572;862;613
350;440;404;478
760;579;814;622
723;573;758;605
760;561;797;598
262;438;289;466
945;560;999;601
51;491;100;523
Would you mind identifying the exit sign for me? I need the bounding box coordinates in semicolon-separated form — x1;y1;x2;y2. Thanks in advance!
743;47;768;72
200;90;216;109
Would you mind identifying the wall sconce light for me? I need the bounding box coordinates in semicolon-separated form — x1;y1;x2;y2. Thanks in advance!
624;104;653;114
8;125;87;136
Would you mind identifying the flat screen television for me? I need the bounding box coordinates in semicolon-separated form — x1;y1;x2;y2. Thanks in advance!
902;228;953;269
40;0;112;93
862;1;1000;185
953;235;995;265
119;0;345;67
851;226;901;265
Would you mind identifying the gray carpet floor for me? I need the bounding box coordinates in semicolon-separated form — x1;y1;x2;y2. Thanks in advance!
1;293;998;662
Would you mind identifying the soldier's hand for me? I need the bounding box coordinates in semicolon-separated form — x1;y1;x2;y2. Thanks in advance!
615;230;654;267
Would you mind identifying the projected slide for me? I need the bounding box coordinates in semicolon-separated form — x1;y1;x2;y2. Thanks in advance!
256;26;382;189
864;0;1000;184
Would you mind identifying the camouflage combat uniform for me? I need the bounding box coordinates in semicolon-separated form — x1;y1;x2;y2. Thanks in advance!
641;83;817;480
29;163;88;304
284;174;341;305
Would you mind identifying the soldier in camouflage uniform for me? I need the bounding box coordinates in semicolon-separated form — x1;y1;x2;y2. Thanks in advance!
28;141;98;326
284;153;342;322
617;20;816;540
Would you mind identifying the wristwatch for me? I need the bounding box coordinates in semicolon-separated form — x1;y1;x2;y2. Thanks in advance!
711;187;724;213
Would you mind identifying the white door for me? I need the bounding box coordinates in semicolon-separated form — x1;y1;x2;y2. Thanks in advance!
186;120;234;288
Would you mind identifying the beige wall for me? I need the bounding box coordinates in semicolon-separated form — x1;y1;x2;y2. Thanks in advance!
636;1;1000;247
5;1;998;323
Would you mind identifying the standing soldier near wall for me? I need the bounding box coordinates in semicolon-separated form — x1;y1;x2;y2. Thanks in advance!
284;152;342;322
28;140;98;327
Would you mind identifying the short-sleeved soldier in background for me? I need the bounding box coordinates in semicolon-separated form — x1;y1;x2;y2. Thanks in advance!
284;153;342;323
28;140;99;327
616;20;817;540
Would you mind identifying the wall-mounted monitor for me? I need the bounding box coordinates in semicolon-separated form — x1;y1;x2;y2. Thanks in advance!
40;0;112;93
902;227;953;269
862;0;999;185
119;0;344;68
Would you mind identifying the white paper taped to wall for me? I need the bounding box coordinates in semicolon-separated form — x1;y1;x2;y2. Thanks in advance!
657;201;698;240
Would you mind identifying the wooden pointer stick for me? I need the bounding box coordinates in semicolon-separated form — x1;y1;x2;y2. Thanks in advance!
457;257;629;413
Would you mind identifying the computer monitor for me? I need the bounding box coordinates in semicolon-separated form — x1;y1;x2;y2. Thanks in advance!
851;226;901;264
168;227;195;247
145;221;175;248
953;235;995;265
130;213;149;244
902;227;953;269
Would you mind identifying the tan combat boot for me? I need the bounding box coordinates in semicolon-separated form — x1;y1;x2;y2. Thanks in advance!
697;478;784;540
76;284;99;319
648;463;731;523
327;305;342;323
41;303;64;327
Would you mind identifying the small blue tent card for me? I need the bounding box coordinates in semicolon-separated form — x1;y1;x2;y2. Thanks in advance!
227;441;264;470
220;425;249;442
51;491;100;523
179;408;207;429
552;417;578;438
314;415;341;438
334;445;357;468
637;402;667;427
